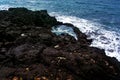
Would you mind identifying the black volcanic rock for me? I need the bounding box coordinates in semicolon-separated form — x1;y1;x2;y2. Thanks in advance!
0;7;57;27
0;8;120;80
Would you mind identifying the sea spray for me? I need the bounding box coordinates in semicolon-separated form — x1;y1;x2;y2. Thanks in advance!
50;12;120;61
52;25;78;40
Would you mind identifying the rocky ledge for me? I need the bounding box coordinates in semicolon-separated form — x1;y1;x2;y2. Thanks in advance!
0;8;120;80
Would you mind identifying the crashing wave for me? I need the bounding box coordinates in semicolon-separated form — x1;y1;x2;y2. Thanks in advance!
50;12;120;61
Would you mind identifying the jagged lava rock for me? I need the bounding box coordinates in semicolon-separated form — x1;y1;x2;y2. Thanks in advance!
0;8;120;80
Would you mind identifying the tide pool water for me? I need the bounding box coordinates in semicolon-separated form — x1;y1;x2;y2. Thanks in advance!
0;0;120;61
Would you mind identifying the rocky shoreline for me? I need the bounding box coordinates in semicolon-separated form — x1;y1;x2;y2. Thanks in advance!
0;8;120;80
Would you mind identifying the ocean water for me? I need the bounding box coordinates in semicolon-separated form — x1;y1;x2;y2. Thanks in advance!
0;0;120;61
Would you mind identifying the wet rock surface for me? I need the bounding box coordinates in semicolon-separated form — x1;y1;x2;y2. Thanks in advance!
0;8;120;80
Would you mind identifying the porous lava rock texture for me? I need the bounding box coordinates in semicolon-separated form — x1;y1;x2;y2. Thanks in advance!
0;8;120;80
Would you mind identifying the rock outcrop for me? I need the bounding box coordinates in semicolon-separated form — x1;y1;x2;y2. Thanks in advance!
0;8;120;80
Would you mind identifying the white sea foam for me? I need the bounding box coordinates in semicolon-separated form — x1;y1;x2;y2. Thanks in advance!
52;25;78;40
50;12;120;61
0;5;11;10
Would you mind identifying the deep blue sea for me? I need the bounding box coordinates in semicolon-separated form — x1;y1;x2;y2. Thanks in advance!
0;0;120;61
